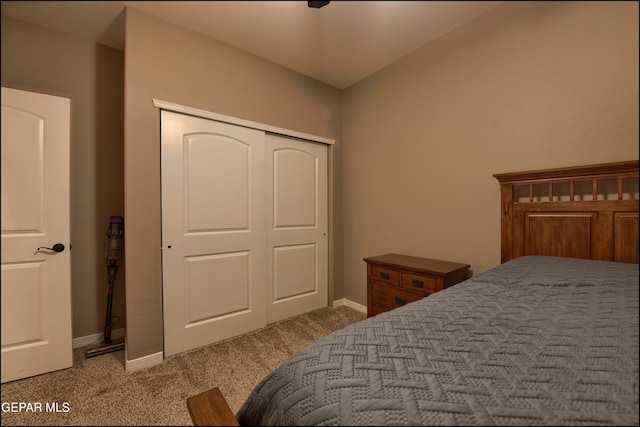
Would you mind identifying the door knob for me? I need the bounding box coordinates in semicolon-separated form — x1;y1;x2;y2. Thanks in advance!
35;243;65;254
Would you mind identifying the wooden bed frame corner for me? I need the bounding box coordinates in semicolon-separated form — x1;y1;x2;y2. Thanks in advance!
187;387;239;426
493;160;639;264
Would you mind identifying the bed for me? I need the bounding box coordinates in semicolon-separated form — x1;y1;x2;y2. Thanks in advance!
233;161;639;426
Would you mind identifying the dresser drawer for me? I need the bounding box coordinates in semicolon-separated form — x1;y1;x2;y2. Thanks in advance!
371;283;424;310
401;273;436;293
369;265;400;286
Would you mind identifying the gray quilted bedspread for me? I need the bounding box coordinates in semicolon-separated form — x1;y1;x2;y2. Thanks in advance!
236;256;639;425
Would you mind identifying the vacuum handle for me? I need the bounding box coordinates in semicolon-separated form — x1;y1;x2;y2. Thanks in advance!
107;263;119;283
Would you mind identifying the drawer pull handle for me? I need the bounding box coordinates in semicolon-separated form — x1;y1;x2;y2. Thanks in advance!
395;297;406;306
411;279;424;288
379;272;390;280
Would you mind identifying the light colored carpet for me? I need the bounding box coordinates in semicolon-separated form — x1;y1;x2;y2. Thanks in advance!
0;306;366;426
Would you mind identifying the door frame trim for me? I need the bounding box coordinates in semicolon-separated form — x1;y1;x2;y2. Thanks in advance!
152;99;335;145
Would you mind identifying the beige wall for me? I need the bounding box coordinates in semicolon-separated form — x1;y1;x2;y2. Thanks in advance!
123;8;342;360
341;1;639;305
1;16;126;339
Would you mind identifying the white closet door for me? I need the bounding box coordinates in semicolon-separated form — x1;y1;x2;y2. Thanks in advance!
266;134;328;323
161;111;267;357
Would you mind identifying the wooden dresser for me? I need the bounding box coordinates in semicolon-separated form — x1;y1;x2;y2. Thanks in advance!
364;253;470;317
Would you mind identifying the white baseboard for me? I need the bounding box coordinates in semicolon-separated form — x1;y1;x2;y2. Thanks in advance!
332;298;367;314
125;350;163;372
73;327;125;349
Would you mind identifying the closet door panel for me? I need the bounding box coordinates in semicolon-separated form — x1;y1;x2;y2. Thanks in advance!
185;134;249;231
267;134;328;323
161;111;266;357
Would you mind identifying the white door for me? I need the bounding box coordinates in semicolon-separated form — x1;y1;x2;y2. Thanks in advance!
161;111;267;357
266;134;328;323
1;87;72;383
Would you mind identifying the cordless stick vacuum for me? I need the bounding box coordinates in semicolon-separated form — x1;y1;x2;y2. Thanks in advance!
86;216;125;358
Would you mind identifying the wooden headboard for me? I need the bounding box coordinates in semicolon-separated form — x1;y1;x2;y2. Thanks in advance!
493;161;639;264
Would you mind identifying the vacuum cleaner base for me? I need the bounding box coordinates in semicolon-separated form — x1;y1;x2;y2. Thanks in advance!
85;339;125;358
